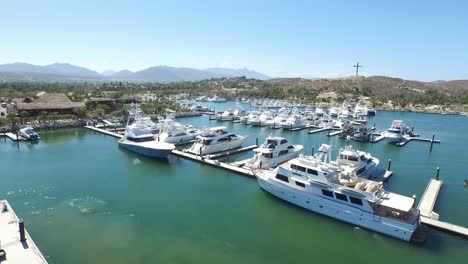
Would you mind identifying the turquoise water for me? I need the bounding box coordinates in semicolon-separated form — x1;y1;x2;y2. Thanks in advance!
1;106;467;263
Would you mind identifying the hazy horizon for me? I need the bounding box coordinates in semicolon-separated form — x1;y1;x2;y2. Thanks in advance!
1;0;467;81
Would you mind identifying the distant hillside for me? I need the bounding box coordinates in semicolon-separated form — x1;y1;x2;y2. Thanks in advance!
0;62;101;77
266;76;468;94
205;67;270;80
0;62;270;82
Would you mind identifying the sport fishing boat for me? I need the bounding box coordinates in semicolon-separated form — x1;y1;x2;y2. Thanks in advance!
217;110;236;121
187;126;247;155
386;120;409;144
251;111;274;126
19;127;40;140
244;136;303;169
255;155;426;242
119;124;175;159
265;113;288;129
281;114;306;130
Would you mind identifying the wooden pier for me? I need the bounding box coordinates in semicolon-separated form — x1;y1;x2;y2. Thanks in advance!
2;132;21;141
0;200;48;263
417;179;468;238
308;127;332;134
328;130;342;136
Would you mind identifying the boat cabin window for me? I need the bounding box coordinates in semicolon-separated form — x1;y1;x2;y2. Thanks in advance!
349;196;363;206
275;174;289;183
297;166;306;172
218;137;231;142
322;189;334;197
267;139;278;146
262;153;273;158
295;181;306;188
356;167;366;175
307;168;318;176
202;139;213;145
334;192;348;202
347;155;359;162
278;150;289;156
175;133;186;137
127;136;154;142
280;139;288;144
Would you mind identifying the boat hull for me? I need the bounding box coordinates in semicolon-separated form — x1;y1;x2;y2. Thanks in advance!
245;149;301;169
256;176;415;241
119;142;173;159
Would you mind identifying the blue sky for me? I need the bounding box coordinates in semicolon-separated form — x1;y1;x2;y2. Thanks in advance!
1;0;467;81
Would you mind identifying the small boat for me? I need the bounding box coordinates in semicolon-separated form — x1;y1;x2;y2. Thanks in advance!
158;122;201;144
329;106;338;117
209;95;227;102
19;127;40;140
265;113;288;129
119;125;175;159
244;136;303;169
217;110;235;121
188;126;247;155
315;107;325;117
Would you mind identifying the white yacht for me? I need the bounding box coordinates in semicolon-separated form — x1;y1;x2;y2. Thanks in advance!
265;113;288;129
251;111;274;126
19;127;40;140
255;153;426;242
209;95;227;102
386;120;409;144
281;114;306;130
329;106;338;117
188;126;247;155
195;96;208;102
217;110;235;121
315;107;325;117
158;122;201;144
119;125;175;159
244;136;303;169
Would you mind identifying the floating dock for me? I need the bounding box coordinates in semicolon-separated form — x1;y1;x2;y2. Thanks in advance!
327;130;342;136
84;126;123;139
0;200;48;263
417;179;468;238
205;145;258;159
0;132;21;141
308;127;332;134
172;150;255;178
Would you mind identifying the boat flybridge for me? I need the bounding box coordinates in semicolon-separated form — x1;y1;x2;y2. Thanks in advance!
187;126;247;155
281;114;306;130
244;136;303;169
158;117;202;144
255;148;426;242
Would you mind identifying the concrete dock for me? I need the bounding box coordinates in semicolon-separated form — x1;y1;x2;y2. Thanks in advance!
417;179;468;238
0;200;48;263
84;126;123;139
308;127;331;134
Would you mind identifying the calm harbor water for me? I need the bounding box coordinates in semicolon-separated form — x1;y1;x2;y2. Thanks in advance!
1;105;467;263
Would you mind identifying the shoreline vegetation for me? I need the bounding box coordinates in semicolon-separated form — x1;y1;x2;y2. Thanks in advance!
0;76;467;128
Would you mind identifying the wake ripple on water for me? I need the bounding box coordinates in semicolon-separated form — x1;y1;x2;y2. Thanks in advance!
132;158;141;165
67;196;107;214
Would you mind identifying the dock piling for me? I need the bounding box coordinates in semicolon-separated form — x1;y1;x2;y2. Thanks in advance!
256;137;258;146
436;167;440;180
311;146;315;156
387;159;392;171
430;134;435;152
19;219;26;242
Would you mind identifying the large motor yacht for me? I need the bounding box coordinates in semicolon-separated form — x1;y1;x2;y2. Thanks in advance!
255;153;426;242
119;124;175;159
244;136;303;169
187;126;247;155
158;122;201;144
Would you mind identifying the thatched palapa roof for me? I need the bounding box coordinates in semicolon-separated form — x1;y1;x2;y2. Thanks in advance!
16;93;85;110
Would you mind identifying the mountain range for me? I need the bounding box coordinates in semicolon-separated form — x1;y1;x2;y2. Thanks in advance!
0;62;270;82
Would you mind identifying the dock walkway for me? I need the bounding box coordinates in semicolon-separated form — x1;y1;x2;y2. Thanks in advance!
0;132;21;141
417;179;468;238
0;200;48;263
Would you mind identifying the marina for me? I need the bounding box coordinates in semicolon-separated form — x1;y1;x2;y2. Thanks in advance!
1;106;467;263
